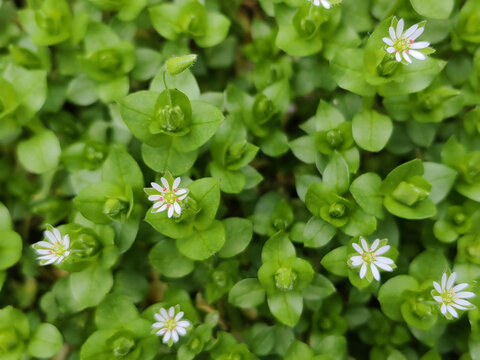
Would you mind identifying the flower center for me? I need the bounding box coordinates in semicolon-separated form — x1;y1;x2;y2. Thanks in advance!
275;267;297;291
162;190;178;205
164;317;177;331
441;289;456;305
361;250;376;264
393;37;412;54
50;242;67;257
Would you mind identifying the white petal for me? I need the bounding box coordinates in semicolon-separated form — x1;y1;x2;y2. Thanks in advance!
173;202;181;215
313;0;320;6
395;51;401;62
162;330;171;343
441;273;447;290
404;24;419;38
151;182;163;192
175;311;184;321
155;204;167;213
447;272;456;290
383;37;394;46
168;306;175;318
409;27;424;41
374;261;393;272
360;237;369;251
153;201;165;209
389;26;396;40
409;50;426;60
350;256;363;266
451;303;468;310
402;51;412;64
176;326;187;335
176;189;187;195
171;329;179;343
432;296;443;303
177;320;190;328
375;245;390;255
172;177;181;190
160;308;169;319
152;322;165;328
155;312;167;322
456;291;476;299
433;281;442;294
453;283;469;292
161;177;170;191
167;205;174;218
35;241;54;249
376;256;394;265
148;195;162;201
396;18;404;38
454;299;473;307
63;235;70;249
371;239;380;251
371;264;380;281
320;0;331;9
447;305;458;318
36;249;53;255
359;263;367;279
44;230;57;244
410;41;429;49
156;328;168;336
440;303;447;315
52;227;62;242
177;193;188;201
41;257;57;265
387;47;396;53
352;243;363;255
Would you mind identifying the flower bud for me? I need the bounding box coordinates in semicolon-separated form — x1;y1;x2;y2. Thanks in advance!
275;267;297;291
35;9;62;34
329;202;345;218
326;129;343;148
211;269;228;287
94;49;122;71
0;328;18;352
103;198;129;220
460;152;480;184
108;332;135;358
8;45;42;69
391;181;430;206
227;140;247;161
166;54;198;75
253;94;275;124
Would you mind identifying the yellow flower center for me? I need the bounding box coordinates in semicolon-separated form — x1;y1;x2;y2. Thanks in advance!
393;37;413;54
362;250;376;264
164;317;177;331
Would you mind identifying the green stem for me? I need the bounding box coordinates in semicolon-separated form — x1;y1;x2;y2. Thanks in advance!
163;71;173;106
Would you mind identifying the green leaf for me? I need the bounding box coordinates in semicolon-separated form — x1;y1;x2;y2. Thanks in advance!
289;136;316;164
95;294;139;329
189;177;221;230
258;129;290;157
148;3;180;41
380;159;424;195
409;250;449;283
70;263;113;309
27;323;63;358
228;279;266;308
321;246;348;277
209;162;245;194
150;70;200;100
352;110;393;152
341;208;377;236
303;217;336;248
195;12;231;48
176;220;225;260
323;151;350;195
350;173;384;219
384;196;437;220
378;275;419;321
267;291;303;327
409;0;454;19
149;239;194;278
284;340;314;360
17;130;61;174
66;75;99;106
261;232;296;265
218;218;253;258
142;142;198;176
0;230;22;270
423;162;457;204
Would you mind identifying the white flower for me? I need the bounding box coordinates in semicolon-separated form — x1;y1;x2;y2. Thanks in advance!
148;177;188;218
382;18;430;64
432;272;476;319
32;227;71;266
152;305;190;344
310;0;331;9
350;237;395;281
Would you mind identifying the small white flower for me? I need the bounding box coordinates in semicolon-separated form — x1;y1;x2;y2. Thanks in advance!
148;177;188;218
32;227;71;266
152;305;190;344
432;272;476;319
350;237;395;281
382;18;430;64
310;0;331;9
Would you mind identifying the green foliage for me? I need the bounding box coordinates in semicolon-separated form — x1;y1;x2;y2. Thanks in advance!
2;0;480;358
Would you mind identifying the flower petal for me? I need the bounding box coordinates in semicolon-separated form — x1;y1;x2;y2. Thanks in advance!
176;189;188;195
453;283;469;292
160;308;169;319
453;299;473;307
409;27;424;41
176;326;187;336
441;273;447;290
376;256;394;265
456;291;476;299
162;330;171;343
432;295;443;303
35;241;54;249
155;204;167;213
447;272;456;290
371;239;380;251
451;303;468;310
440;303;447;315
63;235;70;249
153;201;165;209
178;194;188;201
320;0;331;9
395;51;401;62
174;202;182;215
152;322;165;328
172;177;181;190
161;177;170;191
374;261;393;272
177;320;190;328
352;243;363;255
168;306;175;318
403;24;418;38
350;256;363;266
383;37;394;46
171;329;179;343
155;312;167;322
148;195;162;201
371;264;380;281
35;249;53;255
167;205;174;218
53;227;62;242
41;257;57;265
433;281;442;294
402;51;412;64
410;41;429;49
447;305;458;318
151;182;163;192
175;311;184;321
409;50;426;60
360;237;369;251
375;245;390;255
396;18;404;38
359;263;367;279
387;47;396;53
44;230;57;244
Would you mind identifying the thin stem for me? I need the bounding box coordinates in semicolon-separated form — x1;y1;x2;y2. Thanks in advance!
163;70;173;106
